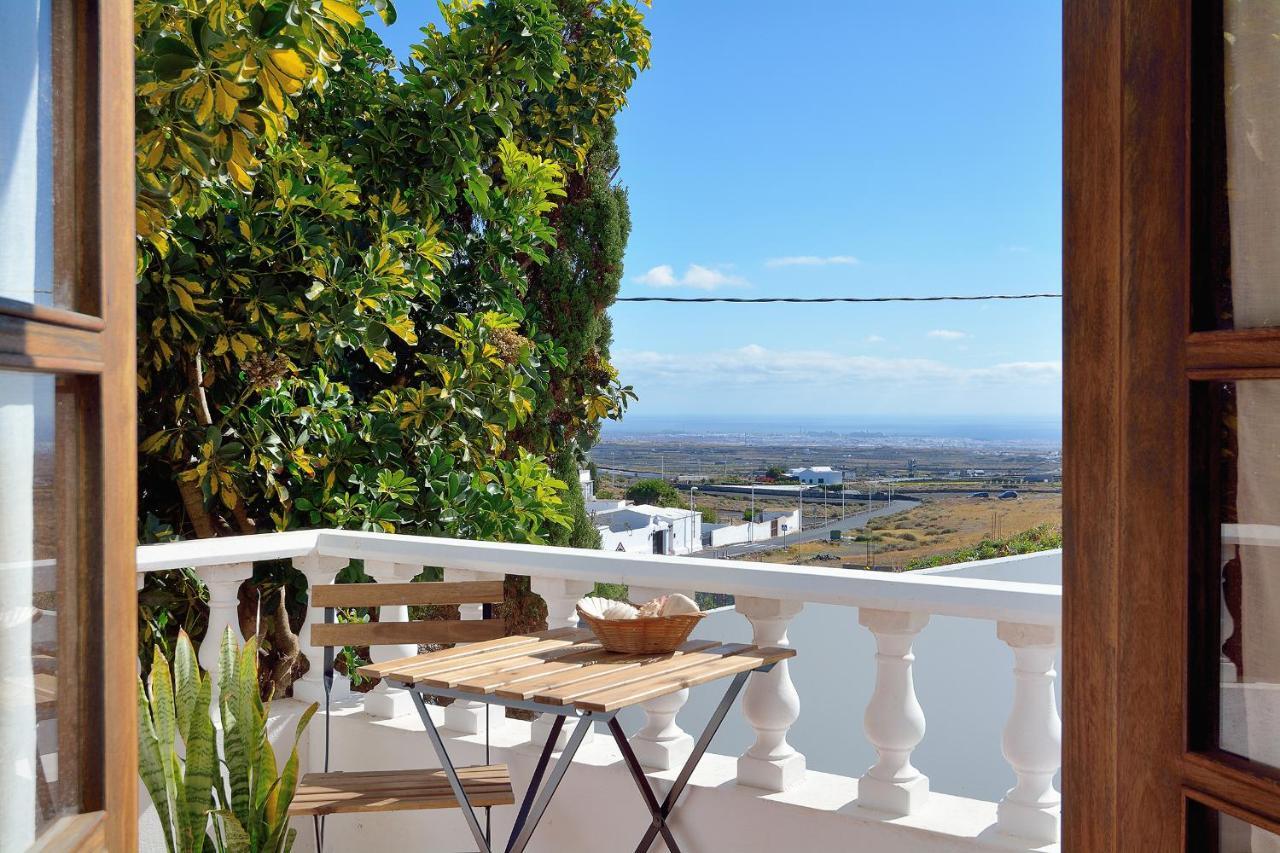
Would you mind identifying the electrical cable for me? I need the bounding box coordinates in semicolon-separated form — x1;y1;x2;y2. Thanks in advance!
614;293;1061;304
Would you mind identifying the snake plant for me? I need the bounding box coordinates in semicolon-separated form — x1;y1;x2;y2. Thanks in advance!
138;628;316;852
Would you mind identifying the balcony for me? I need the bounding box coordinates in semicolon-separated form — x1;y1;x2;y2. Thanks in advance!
135;530;1063;852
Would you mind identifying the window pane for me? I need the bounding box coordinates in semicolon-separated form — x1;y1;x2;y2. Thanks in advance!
1218;1;1280;328
0;371;83;845
0;0;55;308
1218;811;1280;853
1216;380;1280;770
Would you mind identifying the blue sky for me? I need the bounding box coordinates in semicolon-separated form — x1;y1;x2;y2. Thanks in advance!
371;2;1063;421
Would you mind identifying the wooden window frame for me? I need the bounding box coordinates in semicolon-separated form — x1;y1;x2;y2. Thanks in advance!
0;0;136;848
1065;0;1280;848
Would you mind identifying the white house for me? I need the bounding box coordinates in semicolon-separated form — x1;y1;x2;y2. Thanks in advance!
579;469;703;555
788;466;843;485
702;509;800;548
593;504;702;556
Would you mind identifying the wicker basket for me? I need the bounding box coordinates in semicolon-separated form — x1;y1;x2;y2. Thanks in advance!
576;606;705;655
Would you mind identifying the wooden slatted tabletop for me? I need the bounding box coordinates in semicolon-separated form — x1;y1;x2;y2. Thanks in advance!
358;628;795;714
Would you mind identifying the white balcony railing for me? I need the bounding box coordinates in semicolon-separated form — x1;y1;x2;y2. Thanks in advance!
136;530;1062;852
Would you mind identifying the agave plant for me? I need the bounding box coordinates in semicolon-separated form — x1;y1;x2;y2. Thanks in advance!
138;628;316;852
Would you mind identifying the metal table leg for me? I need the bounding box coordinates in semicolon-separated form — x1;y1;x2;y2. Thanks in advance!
610;717;684;853
405;665;766;853
504;716;563;852
504;716;594;853
623;667;764;853
411;691;494;853
409;687;594;853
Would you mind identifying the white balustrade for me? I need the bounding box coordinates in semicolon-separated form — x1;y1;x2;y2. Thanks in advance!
291;552;351;704
529;576;595;750
995;621;1061;845
628;586;695;770
735;596;805;792
362;561;421;719
134;530;1065;849
442;567;505;735
859;608;930;814
194;562;254;686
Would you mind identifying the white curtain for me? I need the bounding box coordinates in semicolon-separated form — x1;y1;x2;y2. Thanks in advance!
1224;4;1280;850
0;374;38;851
0;0;53;842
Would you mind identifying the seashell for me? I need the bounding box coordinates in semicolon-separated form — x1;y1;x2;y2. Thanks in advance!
660;593;700;616
576;596;614;619
601;602;639;620
636;596;667;617
578;596;638;620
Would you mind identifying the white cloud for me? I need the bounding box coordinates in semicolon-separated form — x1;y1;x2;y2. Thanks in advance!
634;263;746;290
928;329;969;340
765;255;861;267
614;345;1061;388
865;335;885;344
682;264;745;289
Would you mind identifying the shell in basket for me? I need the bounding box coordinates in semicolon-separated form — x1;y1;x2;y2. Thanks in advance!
577;596;638;620
575;595;705;655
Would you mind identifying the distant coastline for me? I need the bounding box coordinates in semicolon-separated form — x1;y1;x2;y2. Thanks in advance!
601;414;1062;445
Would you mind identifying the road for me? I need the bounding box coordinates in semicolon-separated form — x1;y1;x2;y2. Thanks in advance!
691;499;916;559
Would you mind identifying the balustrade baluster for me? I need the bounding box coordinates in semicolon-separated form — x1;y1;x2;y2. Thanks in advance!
628;586;695;770
362;561;420;719
529;577;594;750
442;568;505;734
194;562;253;694
736;596;805;792
291;553;350;704
858;608;929;814
996;621;1061;845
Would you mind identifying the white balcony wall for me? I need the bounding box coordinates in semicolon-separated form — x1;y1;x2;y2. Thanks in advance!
136;532;1062;852
618;601;1061;804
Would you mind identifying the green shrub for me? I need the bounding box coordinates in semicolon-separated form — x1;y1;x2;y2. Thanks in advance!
904;524;1063;571
625;479;680;507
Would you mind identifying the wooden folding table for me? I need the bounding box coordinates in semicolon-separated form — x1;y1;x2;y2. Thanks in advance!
359;628;795;853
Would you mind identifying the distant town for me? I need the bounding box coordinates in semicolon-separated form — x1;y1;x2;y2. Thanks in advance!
581;421;1062;573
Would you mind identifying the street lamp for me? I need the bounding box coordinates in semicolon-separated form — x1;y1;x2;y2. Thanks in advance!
657;451;673;480
688;486;698;553
798;480;804;532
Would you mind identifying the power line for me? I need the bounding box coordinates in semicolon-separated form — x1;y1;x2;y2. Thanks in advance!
614;293;1061;304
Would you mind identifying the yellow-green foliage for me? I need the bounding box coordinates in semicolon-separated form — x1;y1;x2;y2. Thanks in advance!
136;1;650;543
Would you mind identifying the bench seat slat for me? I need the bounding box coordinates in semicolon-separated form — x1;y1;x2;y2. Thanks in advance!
289;765;514;817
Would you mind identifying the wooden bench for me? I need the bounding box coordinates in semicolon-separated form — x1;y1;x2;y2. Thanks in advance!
296;580;514;840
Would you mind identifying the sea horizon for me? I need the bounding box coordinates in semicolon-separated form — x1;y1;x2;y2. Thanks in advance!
600;413;1063;444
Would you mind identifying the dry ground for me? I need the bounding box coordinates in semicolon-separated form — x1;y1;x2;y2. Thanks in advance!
744;491;1062;570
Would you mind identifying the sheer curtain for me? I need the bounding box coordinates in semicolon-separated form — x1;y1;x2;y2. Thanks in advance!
0;375;38;850
1223;2;1280;850
0;0;52;843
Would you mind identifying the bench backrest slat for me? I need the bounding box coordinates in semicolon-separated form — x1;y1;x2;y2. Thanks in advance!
311;619;507;648
311;580;503;608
